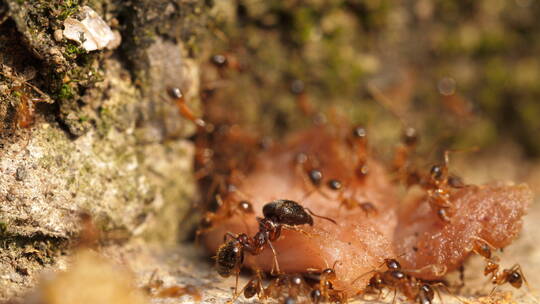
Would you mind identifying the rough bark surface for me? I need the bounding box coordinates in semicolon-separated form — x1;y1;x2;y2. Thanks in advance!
0;1;539;303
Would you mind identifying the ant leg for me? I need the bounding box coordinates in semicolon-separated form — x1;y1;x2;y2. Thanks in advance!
432;282;465;304
233;268;240;298
224;232;238;242
406;264;448;277
488;285;499;297
266;240;281;275
351;270;376;285
456;265;465;292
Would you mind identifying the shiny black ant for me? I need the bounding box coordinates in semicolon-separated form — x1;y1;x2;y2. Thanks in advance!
215;199;336;295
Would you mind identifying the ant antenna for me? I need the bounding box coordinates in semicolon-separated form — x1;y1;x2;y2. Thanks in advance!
304;208;337;225
351;269;377;285
406;264;448;277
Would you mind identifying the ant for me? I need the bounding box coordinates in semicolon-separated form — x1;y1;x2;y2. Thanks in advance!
392;127;422;187
215;199;336;295
326;178;378;217
471;238;528;292
294;152;332;200
290;79;315;118
143;270;201;301
348;125;369;181
354;258;451;304
304;261;347;304
230;271;311;303
168;87;207;128
195;195;254;243
421;150;472;222
210;53;243;75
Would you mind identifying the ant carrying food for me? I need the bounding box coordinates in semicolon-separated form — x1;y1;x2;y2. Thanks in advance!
215;199;336;295
472;238;528;292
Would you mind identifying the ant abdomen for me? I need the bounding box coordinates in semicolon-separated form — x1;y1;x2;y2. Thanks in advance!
216;239;243;278
262;199;314;226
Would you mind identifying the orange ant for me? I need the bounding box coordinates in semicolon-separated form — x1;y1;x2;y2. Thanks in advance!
195;195;254;243
325;178;378;217
290;79;315;118
353;258;452;304
392;127;422;187
143;270;201;302
230;271;311;303
347;125;369;181
305;261;347;304
421;150;472;222
294;152;332;200
210;53;243;75
471;238;528;292
168;87;206;128
215;199;336;295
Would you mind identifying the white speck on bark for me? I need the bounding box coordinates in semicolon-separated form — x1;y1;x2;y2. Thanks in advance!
63;6;120;52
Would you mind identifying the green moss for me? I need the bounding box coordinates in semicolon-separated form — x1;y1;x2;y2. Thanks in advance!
64;42;86;57
57;83;74;100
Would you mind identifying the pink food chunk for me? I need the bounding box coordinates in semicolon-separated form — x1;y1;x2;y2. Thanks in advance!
202;125;532;294
395;183;532;280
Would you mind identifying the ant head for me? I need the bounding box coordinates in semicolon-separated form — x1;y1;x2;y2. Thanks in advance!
368;273;383;288
211;54;227;67
430;164;444;181
308;169;323;186
327;179;343;191
238;200;254;213
295;152;308;164
508;270;523;289
352;126;367;139
402;127;418;147
243;278;260;299
323;268;335;276
168;87;183;99
385;259;401;270
355;164;369;178
200;215;213;228
418;284;434;304
290;274;304;286
290;79;305;95
283;297;296;304
310;289;322;303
